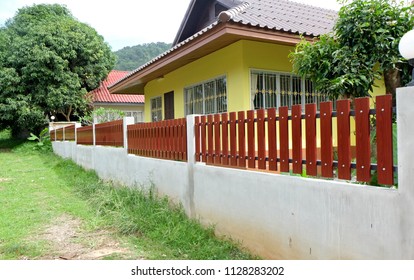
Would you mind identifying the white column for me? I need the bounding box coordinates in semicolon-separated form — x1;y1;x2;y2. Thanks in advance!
123;117;135;152
184;114;200;218
397;87;414;199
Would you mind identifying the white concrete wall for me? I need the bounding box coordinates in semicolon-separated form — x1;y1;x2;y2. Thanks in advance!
52;89;414;259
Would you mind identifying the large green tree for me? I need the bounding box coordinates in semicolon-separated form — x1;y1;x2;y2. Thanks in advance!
0;4;115;136
290;0;414;101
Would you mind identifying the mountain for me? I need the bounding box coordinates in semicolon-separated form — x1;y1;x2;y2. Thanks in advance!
114;42;171;71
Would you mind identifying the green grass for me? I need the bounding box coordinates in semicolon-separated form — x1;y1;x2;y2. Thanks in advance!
0;130;255;260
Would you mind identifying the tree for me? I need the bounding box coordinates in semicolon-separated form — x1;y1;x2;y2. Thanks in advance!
0;4;115;136
114;42;171;71
290;0;414;101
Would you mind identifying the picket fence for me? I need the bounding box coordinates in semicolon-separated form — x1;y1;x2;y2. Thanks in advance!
50;95;396;186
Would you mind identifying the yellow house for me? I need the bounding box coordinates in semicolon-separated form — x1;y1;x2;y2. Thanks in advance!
109;0;383;122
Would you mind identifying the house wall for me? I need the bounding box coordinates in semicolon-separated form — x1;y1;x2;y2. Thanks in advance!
144;39;386;123
144;40;296;121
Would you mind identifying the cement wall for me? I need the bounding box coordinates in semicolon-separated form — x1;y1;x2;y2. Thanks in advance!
52;90;414;259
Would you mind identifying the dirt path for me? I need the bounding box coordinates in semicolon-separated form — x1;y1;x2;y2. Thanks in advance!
36;214;141;260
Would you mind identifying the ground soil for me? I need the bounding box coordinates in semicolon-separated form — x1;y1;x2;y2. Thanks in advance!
36;214;141;260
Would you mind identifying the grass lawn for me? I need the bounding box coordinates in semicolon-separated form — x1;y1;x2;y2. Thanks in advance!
0;130;255;260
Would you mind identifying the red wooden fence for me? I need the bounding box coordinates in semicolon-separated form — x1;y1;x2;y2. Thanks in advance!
76;126;93;145
127;118;187;162
195;96;396;185
95;120;124;147
50;125;75;141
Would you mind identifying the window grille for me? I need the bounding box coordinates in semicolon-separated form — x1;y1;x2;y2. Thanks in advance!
184;76;227;115
251;70;330;110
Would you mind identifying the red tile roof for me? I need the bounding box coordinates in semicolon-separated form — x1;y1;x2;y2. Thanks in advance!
92;70;144;104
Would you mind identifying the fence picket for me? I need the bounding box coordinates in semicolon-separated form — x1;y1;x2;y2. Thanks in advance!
320;102;333;178
305;104;317;176
201;116;207;163
376;95;394;185
238;111;246;168
292;105;302;175
355;97;371;182
207;115;214;164
230;112;237;167
194;116;201;162
214;114;221;165
267;108;277;171
222;113;229;166
337;99;351;180
257;109;266;170
247;110;256;169
279;106;289;172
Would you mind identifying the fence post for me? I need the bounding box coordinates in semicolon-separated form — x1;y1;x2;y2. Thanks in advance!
75;123;82;144
92;123;96;147
397;87;414;200
185;114;199;219
123;117;135;152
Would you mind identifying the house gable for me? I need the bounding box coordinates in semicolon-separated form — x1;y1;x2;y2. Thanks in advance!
109;0;337;95
173;0;243;45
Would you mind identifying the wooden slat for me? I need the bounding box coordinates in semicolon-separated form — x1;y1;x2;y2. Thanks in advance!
195;117;201;162
207;115;214;164
174;120;179;160
214;114;221;165
279;106;289;172
230;112;237;167
222;113;229;166
355;97;371;182
305;104;317;176
247;110;256;169
183;119;188;161
201;116;207;163
267;108;277;171
238;111;246;168
257;109;266;170
292;105;302;175
168;121;173;160
376;95;394;185
336;99;351;180
177;120;183;161
320;102;333;178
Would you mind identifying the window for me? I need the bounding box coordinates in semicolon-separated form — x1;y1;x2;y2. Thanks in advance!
184;76;227;115
124;111;144;123
251;70;330;110
151;96;162;122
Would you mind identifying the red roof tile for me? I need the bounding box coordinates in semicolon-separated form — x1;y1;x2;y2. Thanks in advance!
92;70;144;104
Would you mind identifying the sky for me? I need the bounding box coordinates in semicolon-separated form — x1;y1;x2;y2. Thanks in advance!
0;0;342;51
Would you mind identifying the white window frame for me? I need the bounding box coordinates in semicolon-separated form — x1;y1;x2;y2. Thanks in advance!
184;75;227;116
124;111;144;123
150;96;162;122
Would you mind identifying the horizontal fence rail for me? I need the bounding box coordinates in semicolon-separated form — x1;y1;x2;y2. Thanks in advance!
127;118;187;162
195;95;396;186
95;120;124;147
76;126;93;145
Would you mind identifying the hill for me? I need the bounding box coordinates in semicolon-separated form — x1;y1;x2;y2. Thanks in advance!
114;42;171;71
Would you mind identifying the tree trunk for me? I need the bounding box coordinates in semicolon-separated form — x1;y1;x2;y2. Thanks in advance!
383;68;401;107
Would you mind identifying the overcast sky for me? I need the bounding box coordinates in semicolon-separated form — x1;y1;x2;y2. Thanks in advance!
0;0;342;51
